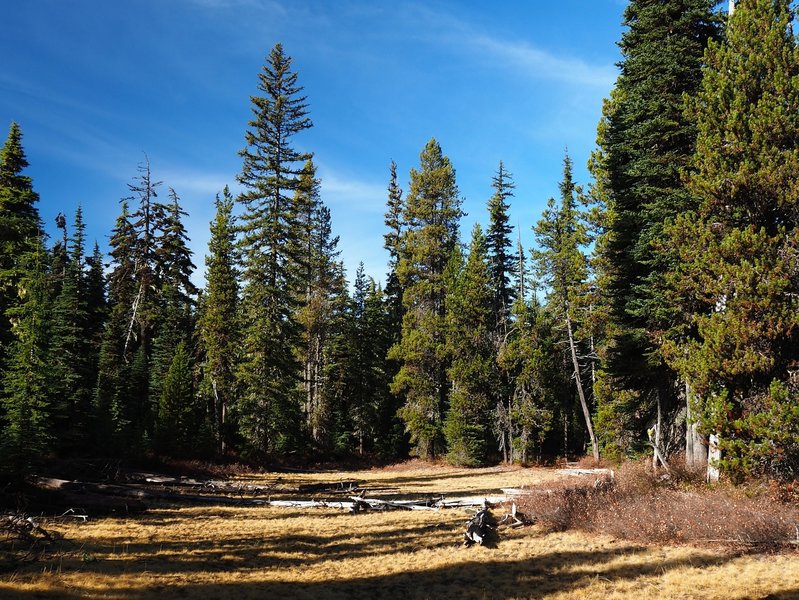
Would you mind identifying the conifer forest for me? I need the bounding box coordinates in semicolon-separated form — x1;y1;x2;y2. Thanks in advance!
3;0;799;485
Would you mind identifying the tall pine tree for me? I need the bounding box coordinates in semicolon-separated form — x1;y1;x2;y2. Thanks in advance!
235;43;312;456
390;138;463;459
199;186;239;455
593;0;721;462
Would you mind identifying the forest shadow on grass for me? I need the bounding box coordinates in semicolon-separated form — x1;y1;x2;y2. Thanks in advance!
20;545;745;600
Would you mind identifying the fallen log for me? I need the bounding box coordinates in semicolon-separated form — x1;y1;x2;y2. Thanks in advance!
297;480;361;494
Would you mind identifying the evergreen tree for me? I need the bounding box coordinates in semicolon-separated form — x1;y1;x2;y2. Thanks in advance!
390;138;463;458
380;161;408;458
496;295;556;464
486;161;517;337
235;43;312;456
199;186;239;455
1;239;53;475
0;122;42;374
156;341;201;456
95;201;139;451
533;152;599;460
662;0;799;481
593;0;721;462
293;160;347;449
149;188;197;421
444;224;497;466
50;207;95;452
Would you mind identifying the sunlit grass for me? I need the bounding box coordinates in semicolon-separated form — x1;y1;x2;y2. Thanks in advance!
2;464;798;599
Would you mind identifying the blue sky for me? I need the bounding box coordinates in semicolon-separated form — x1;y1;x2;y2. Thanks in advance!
1;0;626;285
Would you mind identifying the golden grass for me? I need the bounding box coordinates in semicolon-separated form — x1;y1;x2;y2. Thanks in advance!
2;464;798;599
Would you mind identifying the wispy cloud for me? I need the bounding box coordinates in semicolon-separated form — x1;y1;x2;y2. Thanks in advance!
319;169;386;214
182;0;284;12
159;168;234;197
470;35;617;89
401;3;617;89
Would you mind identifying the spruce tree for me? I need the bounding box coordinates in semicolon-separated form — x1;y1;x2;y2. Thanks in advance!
593;0;721;462
486;161;517;337
149;188;197;420
235;43;312;456
95;201;139;451
380;161;407;458
199;186;239;455
0;122;42;373
50;207;95;452
444;224;497;466
662;0;799;481
1;239;53;475
390;138;463;459
156;341;201;456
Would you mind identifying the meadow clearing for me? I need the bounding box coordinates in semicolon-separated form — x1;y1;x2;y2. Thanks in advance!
2;462;799;599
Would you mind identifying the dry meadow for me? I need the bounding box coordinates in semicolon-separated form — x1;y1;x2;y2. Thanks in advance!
2;463;799;599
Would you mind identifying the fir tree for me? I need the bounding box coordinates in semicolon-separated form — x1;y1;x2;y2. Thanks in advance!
593;0;721;462
50;207;95;451
1;239;53;475
0;122;42;373
497;295;556;464
533;152;599;460
149;188;197;419
199;186;239;455
486;161;517;337
390;138;463;458
95;201;138;451
444;224;497;466
235;43;312;456
156;341;201;456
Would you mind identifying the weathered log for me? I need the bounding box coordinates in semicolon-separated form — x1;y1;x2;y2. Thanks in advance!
297;480;361;493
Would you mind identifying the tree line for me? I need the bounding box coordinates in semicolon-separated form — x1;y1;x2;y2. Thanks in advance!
2;0;798;483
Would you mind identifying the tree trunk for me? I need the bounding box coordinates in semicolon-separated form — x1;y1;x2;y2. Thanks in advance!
653;394;661;469
707;433;721;482
685;381;707;469
565;313;599;461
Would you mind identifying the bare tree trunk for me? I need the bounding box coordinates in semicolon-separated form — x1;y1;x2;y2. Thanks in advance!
565;314;599;461
648;395;670;471
685;381;707;469
707;433;721;482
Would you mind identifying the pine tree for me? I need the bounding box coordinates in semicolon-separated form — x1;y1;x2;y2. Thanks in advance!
486;161;517;337
95;201;139;451
149;188;197;422
293;159;347;449
533;152;599;460
496;295;556;464
380;161;408;458
444;224;497;466
593;0;721;462
390;138;463;459
662;0;799;481
0;122;42;374
199;186;239;455
156;341;201;456
1;239;53;475
50;207;95;451
235;43;312;457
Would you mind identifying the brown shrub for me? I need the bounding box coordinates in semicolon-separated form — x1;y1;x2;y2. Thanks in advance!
518;459;799;548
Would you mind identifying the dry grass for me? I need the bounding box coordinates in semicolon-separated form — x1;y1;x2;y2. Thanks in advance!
520;460;799;548
2;463;799;599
